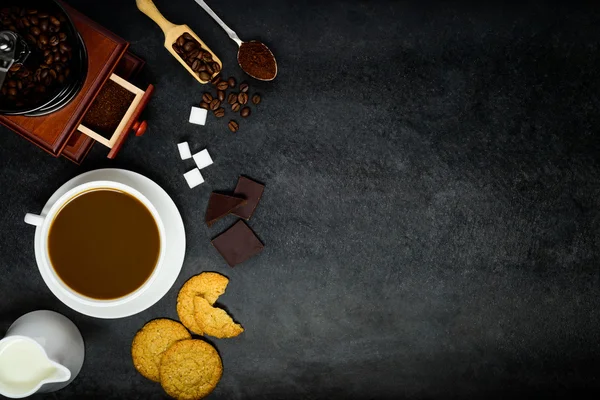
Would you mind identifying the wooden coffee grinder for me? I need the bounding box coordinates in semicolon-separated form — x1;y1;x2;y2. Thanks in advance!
0;1;154;164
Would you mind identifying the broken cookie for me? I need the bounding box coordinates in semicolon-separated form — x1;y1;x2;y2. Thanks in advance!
176;272;229;335
194;296;244;338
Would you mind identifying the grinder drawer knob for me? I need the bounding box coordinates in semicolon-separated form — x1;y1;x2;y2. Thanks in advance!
132;120;147;136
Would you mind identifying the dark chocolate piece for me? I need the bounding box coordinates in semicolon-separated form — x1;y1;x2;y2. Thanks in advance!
232;176;265;220
205;193;246;227
211;220;264;267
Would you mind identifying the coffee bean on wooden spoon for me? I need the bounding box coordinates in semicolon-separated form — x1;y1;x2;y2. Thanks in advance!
193;0;277;81
136;0;223;84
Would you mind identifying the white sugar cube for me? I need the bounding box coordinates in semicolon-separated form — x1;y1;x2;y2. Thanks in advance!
193;149;213;170
177;142;192;160
189;107;208;125
183;168;204;188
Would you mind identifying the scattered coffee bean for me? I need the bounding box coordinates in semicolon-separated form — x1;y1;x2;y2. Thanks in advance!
238;92;248;105
209;98;221;110
216;81;229;91
228;120;239;132
227;93;237;105
211;74;222;85
196;75;264;130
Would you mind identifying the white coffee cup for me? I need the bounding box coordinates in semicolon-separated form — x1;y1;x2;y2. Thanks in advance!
24;181;166;308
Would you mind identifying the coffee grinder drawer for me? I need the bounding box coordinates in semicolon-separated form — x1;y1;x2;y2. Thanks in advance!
77;74;154;159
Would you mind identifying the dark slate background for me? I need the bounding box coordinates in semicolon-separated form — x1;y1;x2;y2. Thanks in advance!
1;1;599;399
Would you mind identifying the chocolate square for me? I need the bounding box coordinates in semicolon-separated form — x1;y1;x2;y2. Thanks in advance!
211;220;264;267
205;193;246;227
232;176;265;220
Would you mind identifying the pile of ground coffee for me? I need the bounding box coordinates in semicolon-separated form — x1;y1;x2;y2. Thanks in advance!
237;42;276;80
82;80;135;139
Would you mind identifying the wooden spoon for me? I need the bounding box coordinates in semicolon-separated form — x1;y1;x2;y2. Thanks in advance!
136;0;222;84
193;0;277;81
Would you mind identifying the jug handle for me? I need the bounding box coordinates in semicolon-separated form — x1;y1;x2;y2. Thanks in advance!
24;214;44;227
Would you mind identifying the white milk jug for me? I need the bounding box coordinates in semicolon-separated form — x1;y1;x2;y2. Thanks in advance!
0;310;84;398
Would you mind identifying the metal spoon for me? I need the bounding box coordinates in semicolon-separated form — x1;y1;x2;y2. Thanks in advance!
193;0;277;81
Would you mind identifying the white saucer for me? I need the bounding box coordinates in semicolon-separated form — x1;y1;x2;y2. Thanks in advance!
33;169;186;319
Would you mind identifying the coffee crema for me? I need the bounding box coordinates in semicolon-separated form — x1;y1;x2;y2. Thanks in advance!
48;189;160;300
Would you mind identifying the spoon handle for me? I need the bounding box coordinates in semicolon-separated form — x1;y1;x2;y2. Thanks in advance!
193;0;243;47
136;0;176;37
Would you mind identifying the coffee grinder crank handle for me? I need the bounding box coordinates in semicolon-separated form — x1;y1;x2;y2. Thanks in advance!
0;31;31;90
0;31;17;90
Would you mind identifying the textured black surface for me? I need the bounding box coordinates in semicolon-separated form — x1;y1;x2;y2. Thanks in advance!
1;1;600;399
